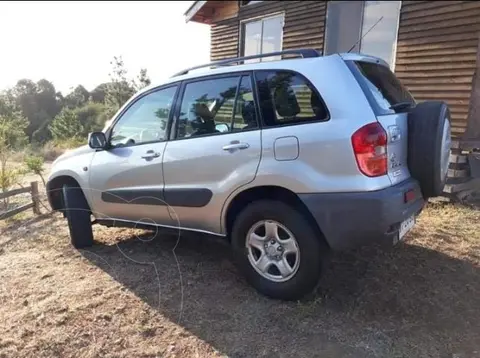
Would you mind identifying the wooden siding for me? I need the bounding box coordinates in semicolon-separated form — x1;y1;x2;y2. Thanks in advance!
211;1;238;23
463;35;480;141
210;1;327;62
211;18;240;61
395;1;480;137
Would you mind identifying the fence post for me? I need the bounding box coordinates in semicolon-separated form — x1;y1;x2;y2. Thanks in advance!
31;181;40;215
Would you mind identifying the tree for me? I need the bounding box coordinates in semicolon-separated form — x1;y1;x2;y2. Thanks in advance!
90;83;109;104
49;107;82;142
136;68;151;90
103;56;152;116
49;101;109;142
12;78;61;142
0;99;28;206
104;56;136;113
0;55;152;152
0;92;29;150
64;85;90;109
74;102;109;134
0;90;18;118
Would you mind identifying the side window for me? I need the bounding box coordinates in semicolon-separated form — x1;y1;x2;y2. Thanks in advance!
176;75;258;139
232;75;258;131
109;86;177;147
255;71;328;127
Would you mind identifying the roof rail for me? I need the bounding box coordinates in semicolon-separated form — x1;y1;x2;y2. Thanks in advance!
172;48;321;77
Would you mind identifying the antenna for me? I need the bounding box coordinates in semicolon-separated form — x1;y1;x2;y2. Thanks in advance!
347;16;384;53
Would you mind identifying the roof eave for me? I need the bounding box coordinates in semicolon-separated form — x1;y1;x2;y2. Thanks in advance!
184;0;208;23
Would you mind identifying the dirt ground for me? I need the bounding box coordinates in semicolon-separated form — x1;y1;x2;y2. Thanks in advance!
0;169;479;358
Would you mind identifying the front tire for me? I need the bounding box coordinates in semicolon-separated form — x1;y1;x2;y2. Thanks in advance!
231;200;325;301
62;184;94;249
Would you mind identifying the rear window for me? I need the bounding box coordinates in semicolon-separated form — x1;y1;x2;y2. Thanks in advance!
347;60;415;115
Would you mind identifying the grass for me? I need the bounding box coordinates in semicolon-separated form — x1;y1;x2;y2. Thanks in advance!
4;139;80;165
0;187;479;357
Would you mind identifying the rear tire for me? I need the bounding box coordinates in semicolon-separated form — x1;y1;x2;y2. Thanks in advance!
408;101;452;198
231;200;325;301
62;184;94;249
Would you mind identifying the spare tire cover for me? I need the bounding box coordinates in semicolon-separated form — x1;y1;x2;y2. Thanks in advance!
407;101;452;198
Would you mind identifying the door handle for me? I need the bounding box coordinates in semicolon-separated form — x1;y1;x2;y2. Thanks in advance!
141;150;160;159
222;142;250;151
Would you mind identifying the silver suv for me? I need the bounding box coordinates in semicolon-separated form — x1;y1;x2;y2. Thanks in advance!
47;49;451;300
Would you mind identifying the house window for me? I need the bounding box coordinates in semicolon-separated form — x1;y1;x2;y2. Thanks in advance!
242;14;284;63
324;1;401;69
240;1;263;6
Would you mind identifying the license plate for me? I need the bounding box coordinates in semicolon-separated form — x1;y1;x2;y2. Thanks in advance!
399;215;415;241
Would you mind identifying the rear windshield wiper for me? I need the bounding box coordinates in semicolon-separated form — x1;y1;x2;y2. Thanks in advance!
390;102;414;112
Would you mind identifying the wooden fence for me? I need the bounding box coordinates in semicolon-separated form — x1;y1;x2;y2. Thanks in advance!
0;181;40;220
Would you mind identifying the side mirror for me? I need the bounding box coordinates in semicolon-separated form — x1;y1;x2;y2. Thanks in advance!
88;132;107;150
215;123;229;133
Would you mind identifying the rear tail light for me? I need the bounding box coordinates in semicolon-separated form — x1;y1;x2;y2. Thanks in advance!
351;122;388;177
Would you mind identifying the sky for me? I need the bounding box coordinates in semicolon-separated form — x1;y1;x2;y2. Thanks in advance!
0;1;210;94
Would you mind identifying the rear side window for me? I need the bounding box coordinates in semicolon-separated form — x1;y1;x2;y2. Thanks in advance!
347;61;415;115
255;70;329;127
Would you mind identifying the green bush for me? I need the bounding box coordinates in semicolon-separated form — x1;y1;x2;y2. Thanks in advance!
24;155;46;186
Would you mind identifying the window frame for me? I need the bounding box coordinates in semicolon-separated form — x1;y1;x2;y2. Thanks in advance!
169;71;261;142
360;0;402;71
240;0;264;7
103;83;181;149
253;69;330;129
324;1;365;55
323;1;402;70
240;12;285;60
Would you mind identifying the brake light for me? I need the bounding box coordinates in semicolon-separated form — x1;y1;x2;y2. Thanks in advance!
351;122;388;177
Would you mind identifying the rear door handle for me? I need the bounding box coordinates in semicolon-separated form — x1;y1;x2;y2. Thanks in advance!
141;150;160;159
222;142;250;151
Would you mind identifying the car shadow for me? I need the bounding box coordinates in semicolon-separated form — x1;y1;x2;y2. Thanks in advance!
81;229;480;358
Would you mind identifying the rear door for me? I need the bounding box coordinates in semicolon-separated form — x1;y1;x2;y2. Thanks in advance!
347;60;416;185
161;73;262;234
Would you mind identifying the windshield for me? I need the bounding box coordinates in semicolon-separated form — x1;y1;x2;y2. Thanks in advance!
347;60;415;115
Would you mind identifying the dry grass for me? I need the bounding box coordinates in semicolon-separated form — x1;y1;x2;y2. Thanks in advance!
39;142;65;162
0;185;479;357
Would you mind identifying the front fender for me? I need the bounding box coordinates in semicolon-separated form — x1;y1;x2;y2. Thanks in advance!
47;150;95;210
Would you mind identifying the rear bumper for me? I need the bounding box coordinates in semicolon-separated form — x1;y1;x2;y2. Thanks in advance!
298;178;425;251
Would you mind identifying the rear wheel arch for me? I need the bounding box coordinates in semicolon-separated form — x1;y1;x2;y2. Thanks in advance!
224;185;329;249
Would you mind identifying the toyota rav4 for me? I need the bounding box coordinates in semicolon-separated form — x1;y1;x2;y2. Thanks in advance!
46;49;452;300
